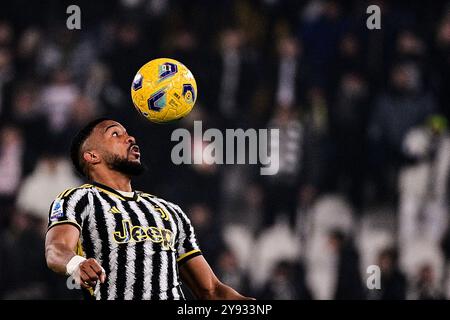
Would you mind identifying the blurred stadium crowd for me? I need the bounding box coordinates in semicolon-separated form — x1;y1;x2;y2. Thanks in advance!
0;0;450;299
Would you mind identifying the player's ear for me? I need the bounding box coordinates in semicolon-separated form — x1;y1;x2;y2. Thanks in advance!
83;151;100;165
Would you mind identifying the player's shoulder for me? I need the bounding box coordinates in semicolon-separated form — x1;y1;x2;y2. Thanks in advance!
54;183;95;200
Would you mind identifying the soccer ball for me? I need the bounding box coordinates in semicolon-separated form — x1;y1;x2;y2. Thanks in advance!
130;58;197;123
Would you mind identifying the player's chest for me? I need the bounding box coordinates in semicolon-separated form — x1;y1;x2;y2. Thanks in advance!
87;201;177;251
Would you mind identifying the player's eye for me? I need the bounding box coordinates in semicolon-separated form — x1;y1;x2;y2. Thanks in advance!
112;132;119;137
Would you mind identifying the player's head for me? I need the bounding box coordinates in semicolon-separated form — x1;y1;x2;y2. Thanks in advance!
70;118;145;179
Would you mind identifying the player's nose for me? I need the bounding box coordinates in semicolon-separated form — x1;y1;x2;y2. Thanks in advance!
126;135;136;145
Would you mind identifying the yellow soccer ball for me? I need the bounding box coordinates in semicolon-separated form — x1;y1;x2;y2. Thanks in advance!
131;58;197;123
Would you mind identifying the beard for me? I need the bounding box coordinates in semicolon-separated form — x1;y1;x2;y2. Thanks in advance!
105;154;146;176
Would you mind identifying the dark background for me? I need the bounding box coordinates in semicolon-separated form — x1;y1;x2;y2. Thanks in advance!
0;0;449;300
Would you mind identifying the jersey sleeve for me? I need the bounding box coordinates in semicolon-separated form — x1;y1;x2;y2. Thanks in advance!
167;202;202;265
47;187;92;232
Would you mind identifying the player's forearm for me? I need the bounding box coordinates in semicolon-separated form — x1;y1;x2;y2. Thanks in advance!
202;281;252;300
45;242;76;275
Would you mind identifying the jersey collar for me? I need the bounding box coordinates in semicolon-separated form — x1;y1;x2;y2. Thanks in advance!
92;181;138;201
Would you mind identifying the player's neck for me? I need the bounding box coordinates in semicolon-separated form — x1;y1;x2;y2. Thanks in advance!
90;170;133;192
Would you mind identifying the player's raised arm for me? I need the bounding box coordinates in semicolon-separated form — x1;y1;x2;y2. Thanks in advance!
179;255;254;300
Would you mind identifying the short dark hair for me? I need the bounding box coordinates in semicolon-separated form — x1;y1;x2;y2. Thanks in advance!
70;117;112;177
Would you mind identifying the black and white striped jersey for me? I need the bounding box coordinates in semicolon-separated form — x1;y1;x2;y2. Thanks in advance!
47;181;202;300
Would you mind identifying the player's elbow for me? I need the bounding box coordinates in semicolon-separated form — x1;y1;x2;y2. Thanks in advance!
45;243;65;274
45;244;57;271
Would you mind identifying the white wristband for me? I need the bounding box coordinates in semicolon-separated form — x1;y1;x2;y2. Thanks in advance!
66;255;86;276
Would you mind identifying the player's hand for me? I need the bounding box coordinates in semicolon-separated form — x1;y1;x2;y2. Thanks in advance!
77;258;106;288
